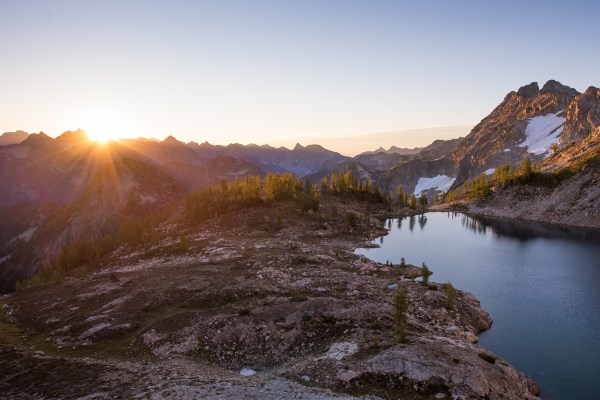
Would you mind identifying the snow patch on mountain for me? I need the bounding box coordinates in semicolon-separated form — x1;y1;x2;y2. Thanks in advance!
414;175;456;194
484;168;496;175
519;112;565;155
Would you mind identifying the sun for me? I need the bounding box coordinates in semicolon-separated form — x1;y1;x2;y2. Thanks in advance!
87;130;118;143
76;106;131;143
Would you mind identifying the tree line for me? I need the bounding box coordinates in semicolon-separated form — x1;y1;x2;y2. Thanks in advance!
441;158;550;204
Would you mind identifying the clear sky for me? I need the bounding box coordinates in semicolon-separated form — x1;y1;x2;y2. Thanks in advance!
1;0;598;155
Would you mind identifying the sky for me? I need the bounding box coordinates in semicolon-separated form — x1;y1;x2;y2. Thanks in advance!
1;0;599;155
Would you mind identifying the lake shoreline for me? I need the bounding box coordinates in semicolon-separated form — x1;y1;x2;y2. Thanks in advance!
356;211;600;399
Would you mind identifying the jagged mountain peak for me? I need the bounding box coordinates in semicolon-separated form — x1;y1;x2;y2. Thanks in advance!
540;80;579;96
162;135;181;144
512;80;579;100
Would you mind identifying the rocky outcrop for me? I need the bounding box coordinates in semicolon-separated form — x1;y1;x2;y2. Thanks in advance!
516;82;540;98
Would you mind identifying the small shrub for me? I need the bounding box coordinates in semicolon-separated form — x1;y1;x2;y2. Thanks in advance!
331;205;338;219
238;308;251;316
400;257;406;267
421;263;432;285
370;338;380;349
290;293;308;302
317;215;326;229
478;352;496;364
346;212;357;227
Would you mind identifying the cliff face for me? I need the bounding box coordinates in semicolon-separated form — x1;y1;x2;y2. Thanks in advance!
561;86;600;144
450;80;580;184
378;80;599;204
463;124;600;228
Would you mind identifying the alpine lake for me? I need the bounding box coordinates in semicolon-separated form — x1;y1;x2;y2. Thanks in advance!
355;212;600;400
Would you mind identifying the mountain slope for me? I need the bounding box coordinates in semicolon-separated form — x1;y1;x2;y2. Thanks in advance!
462;109;600;227
0;130;105;205
450;80;580;184
0;156;185;292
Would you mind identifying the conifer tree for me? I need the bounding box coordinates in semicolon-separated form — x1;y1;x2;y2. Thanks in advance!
321;176;328;193
419;193;427;208
409;193;417;210
521;158;532;179
394;287;408;343
444;282;457;310
396;185;405;208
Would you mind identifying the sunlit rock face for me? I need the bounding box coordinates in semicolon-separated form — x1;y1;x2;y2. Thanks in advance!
449;80;580;185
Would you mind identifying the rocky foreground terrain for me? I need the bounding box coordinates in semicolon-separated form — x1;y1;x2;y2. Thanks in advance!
1;197;539;399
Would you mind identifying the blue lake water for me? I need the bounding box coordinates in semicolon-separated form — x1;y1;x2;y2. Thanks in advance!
355;212;600;400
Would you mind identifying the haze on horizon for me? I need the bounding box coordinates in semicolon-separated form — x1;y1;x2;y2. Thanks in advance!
1;0;599;155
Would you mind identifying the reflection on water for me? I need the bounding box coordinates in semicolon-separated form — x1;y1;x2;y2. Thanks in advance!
357;212;600;400
418;214;427;230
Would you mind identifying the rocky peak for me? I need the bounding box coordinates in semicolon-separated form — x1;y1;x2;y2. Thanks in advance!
582;86;600;99
293;143;304;151
22;132;52;144
303;144;328;152
0;130;29;146
540;80;579;97
56;129;89;142
516;82;540;98
162;135;181;144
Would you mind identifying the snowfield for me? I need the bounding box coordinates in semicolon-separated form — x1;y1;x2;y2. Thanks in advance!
414;175;456;194
484;168;496;175
519;111;565;155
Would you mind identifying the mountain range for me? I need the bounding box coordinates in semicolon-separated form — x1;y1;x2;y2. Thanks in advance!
2;79;597;207
0;79;598;292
